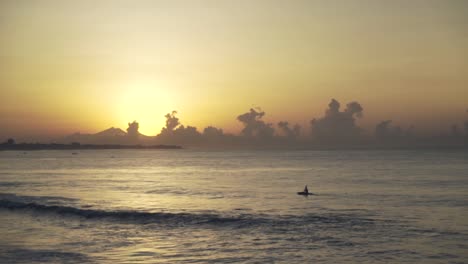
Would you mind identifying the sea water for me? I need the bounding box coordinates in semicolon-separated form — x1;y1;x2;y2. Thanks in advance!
0;149;467;263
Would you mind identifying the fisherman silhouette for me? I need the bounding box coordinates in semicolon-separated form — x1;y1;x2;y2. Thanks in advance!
297;185;311;196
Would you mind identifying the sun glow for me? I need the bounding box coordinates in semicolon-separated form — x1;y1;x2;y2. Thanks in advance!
114;79;175;136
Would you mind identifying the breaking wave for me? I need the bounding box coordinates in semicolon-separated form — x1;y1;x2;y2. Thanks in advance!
0;199;267;227
0;197;381;230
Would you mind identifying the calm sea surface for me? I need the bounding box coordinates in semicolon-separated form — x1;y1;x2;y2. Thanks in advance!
1;149;467;263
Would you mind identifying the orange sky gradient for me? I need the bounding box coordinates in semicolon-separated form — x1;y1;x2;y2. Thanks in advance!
1;0;467;140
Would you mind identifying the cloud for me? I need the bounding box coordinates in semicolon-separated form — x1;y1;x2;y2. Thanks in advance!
237;108;274;139
162;111;180;133
310;99;364;143
344;101;363;118
173;125;202;144
203;126;224;137
277;121;301;138
157;111;203;144
126;121;139;139
375;120;401;140
375;119;417;144
174;125;201;138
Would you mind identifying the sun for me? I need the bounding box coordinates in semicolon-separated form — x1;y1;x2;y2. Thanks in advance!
114;79;175;136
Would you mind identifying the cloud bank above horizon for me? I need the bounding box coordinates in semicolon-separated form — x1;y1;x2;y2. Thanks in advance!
5;98;465;149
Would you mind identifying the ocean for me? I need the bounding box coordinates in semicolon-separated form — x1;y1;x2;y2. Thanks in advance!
1;149;467;263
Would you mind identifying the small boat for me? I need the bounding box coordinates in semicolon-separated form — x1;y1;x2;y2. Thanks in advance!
298;185;312;196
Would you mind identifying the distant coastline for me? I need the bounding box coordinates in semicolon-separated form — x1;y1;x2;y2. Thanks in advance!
0;142;182;151
2;143;467;152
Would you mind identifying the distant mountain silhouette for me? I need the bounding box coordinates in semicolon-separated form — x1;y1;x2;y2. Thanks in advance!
95;127;127;137
61;126;153;145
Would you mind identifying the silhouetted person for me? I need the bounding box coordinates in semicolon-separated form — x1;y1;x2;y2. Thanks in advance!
304;185;308;194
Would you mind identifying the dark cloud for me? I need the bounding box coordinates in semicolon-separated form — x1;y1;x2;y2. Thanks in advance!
375;120;416;142
277;121;301;138
157;111;202;145
174;125;201;138
127;121;139;139
375;120;402;141
164;111;180;132
203;126;224;137
310;99;364;144
345;101;363;118
237;108;275;139
374;120;419;148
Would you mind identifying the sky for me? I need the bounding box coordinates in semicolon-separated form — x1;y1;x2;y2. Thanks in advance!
1;0;467;140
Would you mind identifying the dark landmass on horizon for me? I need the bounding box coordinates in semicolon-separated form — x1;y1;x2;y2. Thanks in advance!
1;140;466;152
0;141;181;151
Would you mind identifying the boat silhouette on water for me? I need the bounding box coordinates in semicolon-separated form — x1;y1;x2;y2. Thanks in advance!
297;185;313;196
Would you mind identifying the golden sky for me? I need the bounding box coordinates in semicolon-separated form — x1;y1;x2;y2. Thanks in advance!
1;0;467;139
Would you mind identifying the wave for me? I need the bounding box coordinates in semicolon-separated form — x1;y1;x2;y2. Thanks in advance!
0;182;24;187
0;199;263;227
0;193;79;206
1;248;92;264
0;194;383;229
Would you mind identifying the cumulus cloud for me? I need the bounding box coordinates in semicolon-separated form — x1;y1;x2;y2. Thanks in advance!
203;126;224;137
126;121;139;139
237;108;275;139
155;111;205;146
344;101;363;118
173;125;201;142
277;121;301;138
162;111;180;133
375;120;402;140
310;99;364;143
